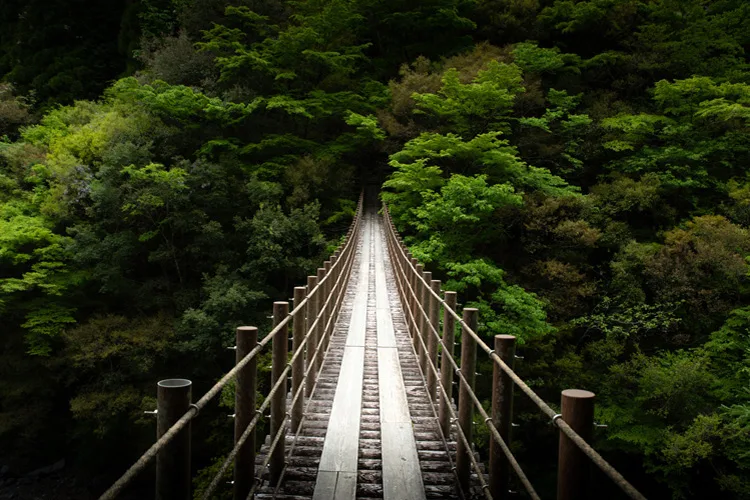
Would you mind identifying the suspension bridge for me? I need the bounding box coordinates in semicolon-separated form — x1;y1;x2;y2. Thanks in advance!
99;193;648;500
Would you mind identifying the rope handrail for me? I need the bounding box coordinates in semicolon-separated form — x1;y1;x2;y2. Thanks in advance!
100;193;364;500
387;230;541;500
199;210;361;499
382;203;647;500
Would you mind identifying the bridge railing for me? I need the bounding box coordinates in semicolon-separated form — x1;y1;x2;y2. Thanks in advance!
100;194;364;500
382;204;647;500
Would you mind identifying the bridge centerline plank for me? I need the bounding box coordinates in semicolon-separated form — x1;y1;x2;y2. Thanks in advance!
375;220;427;500
312;214;372;499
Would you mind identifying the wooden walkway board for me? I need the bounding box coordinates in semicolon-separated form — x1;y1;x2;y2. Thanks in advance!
375;221;426;500
314;471;357;500
313;216;371;497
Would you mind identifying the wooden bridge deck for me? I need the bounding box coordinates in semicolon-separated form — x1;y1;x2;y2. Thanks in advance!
256;212;459;500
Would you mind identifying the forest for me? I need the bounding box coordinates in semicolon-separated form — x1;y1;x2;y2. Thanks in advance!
1;0;749;498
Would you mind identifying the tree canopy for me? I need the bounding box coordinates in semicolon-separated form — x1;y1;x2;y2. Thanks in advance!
2;0;750;498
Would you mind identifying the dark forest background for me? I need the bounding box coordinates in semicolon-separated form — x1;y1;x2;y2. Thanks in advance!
1;1;750;498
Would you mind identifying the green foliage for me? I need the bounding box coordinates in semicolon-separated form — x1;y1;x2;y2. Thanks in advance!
413;61;524;136
446;259;553;343
512;42;581;74
379;6;750;494
0;0;136;107
601;77;750;214
3;0;750;497
387;132;577;200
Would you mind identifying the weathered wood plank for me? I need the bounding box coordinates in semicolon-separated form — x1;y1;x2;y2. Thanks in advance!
377;348;410;424
345;216;370;348
333;471;357;499
376;222;426;500
381;422;427;500
313;215;371;499
375;226;397;348
317;345;365;473
312;471;337;499
312;471;358;500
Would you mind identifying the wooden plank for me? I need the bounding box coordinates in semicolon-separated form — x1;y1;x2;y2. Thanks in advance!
345;216;370;348
378;348;410;424
333;472;357;500
375;218;426;500
313;471;358;500
381;422;426;500
317;345;365;473
313;471;338;499
374;223;397;348
314;216;371;500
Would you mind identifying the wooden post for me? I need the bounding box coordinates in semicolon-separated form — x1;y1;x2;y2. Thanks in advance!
490;335;516;500
323;261;332;347
439;291;457;437
234;327;257;500
426;279;441;402
557;389;595;500
414;263;424;356
409;258;419;339
270;302;289;484
156;379;191;500
305;275;318;397
292;288;306;433
404;256;416;330
330;256;339;319
315;267;326;376
456;308;478;495
419;271;432;374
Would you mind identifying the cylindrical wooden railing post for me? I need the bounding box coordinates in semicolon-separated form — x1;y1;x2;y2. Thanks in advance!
234;327;257;500
270;302;289;484
419;271;432;374
156;379;192;500
407;256;417;335
330;254;340;320
490;335;516;500
331;256;339;309
305;275;318;397
406;253;419;336
439;291;457;437
557;389;595;500
414;263;424;356
323;261;332;347
456;308;478;494
292;288;306;433
315;267;326;376
399;251;408;304
426;279;441;402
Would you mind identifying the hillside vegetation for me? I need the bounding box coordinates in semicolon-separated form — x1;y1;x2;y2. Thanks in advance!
1;1;749;498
